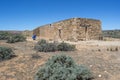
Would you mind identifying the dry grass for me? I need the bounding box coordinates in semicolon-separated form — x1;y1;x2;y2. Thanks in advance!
0;38;120;80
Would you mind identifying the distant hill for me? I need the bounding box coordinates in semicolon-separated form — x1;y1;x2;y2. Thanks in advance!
103;29;120;38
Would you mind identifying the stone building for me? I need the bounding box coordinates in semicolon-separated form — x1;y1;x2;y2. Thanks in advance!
33;18;102;41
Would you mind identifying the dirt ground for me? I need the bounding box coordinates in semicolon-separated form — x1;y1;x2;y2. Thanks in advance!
0;38;120;80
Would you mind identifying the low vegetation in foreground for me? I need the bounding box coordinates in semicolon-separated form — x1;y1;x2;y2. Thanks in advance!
0;46;15;61
35;54;92;80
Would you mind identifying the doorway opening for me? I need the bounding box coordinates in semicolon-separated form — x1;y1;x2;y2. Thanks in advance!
58;29;62;39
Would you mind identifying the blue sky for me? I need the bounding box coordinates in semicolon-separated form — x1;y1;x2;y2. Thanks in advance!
0;0;120;30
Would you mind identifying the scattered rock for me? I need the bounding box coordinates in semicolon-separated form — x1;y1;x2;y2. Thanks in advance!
98;74;102;77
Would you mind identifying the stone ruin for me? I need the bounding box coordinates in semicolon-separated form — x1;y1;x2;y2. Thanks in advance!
33;18;102;41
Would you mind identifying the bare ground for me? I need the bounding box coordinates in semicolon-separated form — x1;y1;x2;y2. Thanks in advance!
0;38;120;80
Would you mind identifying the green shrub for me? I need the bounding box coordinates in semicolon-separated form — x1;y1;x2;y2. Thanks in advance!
44;43;57;52
34;39;57;52
57;42;75;51
0;31;11;40
34;40;76;52
35;54;92;80
37;39;47;45
7;34;26;43
103;30;120;38
0;46;15;61
31;53;41;59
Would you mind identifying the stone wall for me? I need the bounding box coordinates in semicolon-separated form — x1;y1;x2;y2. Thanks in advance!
33;18;102;41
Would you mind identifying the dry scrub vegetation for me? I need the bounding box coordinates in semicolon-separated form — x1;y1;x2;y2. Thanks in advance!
0;37;120;80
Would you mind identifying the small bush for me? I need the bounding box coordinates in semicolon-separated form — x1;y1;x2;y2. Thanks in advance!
34;43;47;52
44;43;57;52
7;34;26;43
37;39;47;45
35;54;92;80
34;39;57;52
108;47;119;52
0;46;15;61
31;53;41;59
35;40;75;52
107;48;109;51
0;31;11;40
115;47;119;51
98;49;101;52
57;42;75;51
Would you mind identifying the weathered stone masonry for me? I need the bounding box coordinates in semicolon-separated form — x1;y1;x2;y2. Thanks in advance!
33;18;102;41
